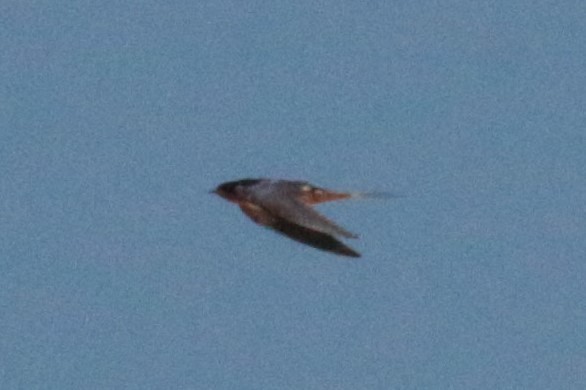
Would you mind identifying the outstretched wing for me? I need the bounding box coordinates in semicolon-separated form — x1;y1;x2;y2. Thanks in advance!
270;215;360;258
251;187;358;239
238;202;360;257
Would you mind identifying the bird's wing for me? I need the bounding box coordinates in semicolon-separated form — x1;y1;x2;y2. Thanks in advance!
271;216;360;257
250;189;358;239
239;202;360;257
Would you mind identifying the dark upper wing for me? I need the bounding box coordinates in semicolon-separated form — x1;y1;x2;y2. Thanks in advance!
271;216;360;258
238;201;360;257
249;183;358;239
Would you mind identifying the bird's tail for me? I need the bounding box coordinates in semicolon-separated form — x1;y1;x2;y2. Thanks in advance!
348;191;403;200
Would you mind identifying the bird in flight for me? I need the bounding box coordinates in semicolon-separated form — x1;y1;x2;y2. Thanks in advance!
211;178;390;258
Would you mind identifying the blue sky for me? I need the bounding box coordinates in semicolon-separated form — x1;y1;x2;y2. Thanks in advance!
2;1;585;389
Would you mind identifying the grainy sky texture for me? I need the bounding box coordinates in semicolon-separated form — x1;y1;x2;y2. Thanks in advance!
2;1;586;389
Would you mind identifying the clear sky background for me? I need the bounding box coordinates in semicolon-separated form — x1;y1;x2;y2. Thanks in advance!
2;1;585;389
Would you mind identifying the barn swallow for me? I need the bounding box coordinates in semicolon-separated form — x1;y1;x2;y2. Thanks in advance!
212;178;388;258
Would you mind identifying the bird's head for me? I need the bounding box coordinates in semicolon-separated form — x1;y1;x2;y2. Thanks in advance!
211;179;262;202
